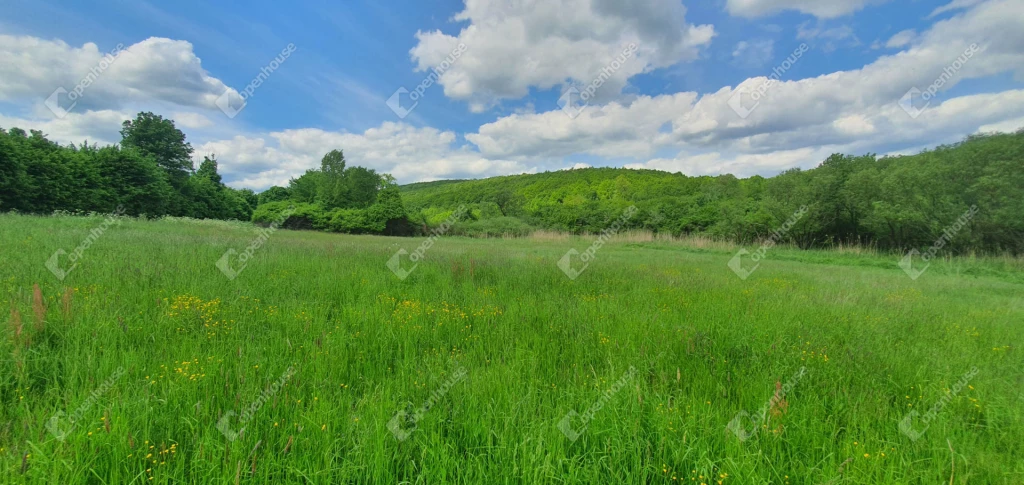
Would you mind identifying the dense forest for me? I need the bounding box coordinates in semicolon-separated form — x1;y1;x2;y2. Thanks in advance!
0;112;256;220
396;131;1024;254
2;112;1022;255
0;112;409;234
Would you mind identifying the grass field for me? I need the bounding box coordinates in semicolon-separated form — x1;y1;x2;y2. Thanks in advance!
1;213;1022;484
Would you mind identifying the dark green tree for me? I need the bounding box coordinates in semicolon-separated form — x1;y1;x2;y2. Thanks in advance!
196;155;223;186
120;112;194;188
317;149;348;210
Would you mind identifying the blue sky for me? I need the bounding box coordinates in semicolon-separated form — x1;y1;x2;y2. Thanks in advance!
1;0;1022;189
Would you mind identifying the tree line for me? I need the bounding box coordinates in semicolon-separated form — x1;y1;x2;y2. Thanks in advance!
0;112;410;234
398;131;1024;254
1;112;256;220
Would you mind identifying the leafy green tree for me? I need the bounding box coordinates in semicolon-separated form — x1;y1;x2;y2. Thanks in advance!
120;112;194;188
236;188;258;210
317;149;348;209
92;146;173;216
196;155;223;186
258;186;291;205
345;166;381;208
289;170;323;204
0;128;29;211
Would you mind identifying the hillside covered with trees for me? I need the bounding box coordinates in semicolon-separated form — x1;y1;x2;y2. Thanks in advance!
398;131;1024;254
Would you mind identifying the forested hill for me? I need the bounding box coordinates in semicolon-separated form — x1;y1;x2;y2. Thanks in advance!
399;131;1024;254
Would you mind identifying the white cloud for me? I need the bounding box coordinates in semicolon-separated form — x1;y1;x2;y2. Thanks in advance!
797;22;860;52
0;35;231;115
464;0;1024;176
468;92;697;160
172;112;213;129
408;0;714;111
732;39;775;68
0;109;132;146
626;146;833;177
566;163;593;170
977;116;1024;134
726;0;884;19
929;0;987;18
884;29;917;48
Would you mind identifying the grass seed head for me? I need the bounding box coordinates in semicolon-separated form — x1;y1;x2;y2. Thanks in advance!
32;284;46;331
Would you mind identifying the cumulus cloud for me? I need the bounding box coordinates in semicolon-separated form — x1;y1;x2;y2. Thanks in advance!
466;0;1024;176
725;0;885;19
172;112;214;129
0;35;231;116
0;110;132;146
408;0;714;111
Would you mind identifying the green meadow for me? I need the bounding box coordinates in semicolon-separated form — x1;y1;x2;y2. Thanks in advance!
1;213;1022;484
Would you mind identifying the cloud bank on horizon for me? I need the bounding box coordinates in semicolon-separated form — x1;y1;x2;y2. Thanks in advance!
0;0;1022;190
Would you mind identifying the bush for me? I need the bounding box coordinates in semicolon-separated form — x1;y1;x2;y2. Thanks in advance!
449;217;537;237
252;188;410;236
325;208;372;233
252;201;327;230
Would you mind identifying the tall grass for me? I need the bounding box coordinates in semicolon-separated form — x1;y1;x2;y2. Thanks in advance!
0;213;1022;484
